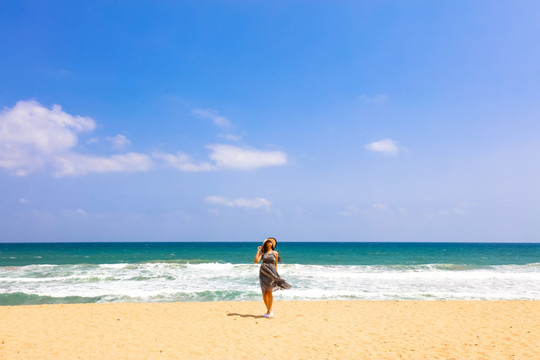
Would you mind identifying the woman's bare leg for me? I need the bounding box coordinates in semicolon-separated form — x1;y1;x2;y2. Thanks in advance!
263;291;272;314
268;291;273;313
263;292;270;313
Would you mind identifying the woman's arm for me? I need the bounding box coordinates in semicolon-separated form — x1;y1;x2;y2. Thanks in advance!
254;246;263;263
274;251;279;269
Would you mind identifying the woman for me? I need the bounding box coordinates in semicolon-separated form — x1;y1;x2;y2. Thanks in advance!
254;237;292;318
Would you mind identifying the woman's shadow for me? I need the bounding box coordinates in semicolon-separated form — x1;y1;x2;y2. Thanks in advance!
227;312;266;319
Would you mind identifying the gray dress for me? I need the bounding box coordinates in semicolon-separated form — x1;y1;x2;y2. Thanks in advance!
259;252;292;293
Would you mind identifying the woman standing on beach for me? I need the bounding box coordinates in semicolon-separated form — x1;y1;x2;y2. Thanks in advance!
254;237;292;318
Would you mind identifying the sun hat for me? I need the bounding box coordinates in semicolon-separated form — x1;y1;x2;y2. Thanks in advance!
262;237;277;250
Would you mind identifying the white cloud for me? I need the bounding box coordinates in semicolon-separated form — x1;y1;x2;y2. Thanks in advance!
205;196;271;209
435;206;472;217
156;144;287;172
108;134;131;150
360;94;388;103
193;108;231;128
339;205;359;217
0;100;153;177
365;139;400;156
75;208;88;218
61;208;88;218
19;198;30;204
0;100;95;175
54;153;153;177
208;144;287;170
85;135;132;149
1;100;288;177
153;152;215;172
372;203;388;211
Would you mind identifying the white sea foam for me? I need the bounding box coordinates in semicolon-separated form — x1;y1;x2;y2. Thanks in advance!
1;262;540;304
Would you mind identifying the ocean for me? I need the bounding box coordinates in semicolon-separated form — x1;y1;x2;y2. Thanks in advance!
1;242;539;306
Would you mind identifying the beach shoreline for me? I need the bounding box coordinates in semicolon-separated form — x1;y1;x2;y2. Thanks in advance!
3;242;540;304
1;300;538;359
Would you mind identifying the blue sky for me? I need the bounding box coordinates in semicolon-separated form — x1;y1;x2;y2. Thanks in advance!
1;1;539;242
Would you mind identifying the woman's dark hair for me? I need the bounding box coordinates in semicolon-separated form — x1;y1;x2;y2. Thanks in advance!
263;237;282;262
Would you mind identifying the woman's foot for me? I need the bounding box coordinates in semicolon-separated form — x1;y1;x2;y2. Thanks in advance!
264;310;273;318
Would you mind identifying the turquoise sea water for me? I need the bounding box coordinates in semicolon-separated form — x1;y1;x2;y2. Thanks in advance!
1;242;539;305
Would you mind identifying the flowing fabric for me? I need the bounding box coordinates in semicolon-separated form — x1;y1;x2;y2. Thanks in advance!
259;252;292;293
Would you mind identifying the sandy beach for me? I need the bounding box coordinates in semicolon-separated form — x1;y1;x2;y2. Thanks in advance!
0;300;538;359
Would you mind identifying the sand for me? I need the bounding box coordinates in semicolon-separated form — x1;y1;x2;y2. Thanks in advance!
0;300;539;359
